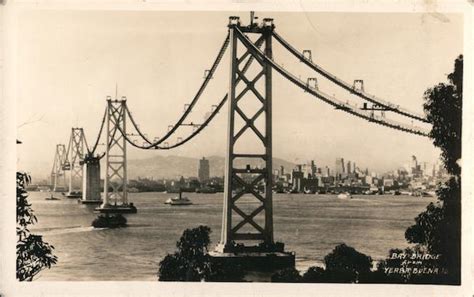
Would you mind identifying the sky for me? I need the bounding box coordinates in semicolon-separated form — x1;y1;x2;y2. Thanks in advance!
15;10;463;180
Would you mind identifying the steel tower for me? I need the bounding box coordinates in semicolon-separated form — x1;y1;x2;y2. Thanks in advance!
65;128;88;196
97;96;136;213
50;144;67;192
216;16;277;253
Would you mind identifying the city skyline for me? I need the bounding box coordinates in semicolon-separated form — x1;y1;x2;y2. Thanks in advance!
31;152;441;184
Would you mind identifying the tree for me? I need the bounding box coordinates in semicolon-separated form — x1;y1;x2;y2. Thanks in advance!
17;172;57;281
423;55;462;176
158;225;245;282
301;266;327;283
290;244;373;283
404;55;463;284
270;267;302;283
323;243;372;283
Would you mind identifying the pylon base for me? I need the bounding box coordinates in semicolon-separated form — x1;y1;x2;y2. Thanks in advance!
208;250;295;274
78;199;102;204
95;203;137;214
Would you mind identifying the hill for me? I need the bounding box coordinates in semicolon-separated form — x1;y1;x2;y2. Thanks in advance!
127;155;296;179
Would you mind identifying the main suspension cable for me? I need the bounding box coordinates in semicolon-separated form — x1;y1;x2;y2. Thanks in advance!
272;31;428;123
126;33;231;148
235;27;429;137
118;36;265;150
88;106;107;155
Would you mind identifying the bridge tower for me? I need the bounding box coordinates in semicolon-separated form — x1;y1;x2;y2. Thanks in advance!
65;128;88;197
211;16;294;272
50;144;67;192
96;97;136;213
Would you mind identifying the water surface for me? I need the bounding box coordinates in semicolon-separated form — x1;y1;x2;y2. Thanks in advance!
28;192;434;281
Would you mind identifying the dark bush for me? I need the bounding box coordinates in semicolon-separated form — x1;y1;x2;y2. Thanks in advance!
17;172;57;281
302;266;326;283
271;267;302;283
324;243;372;283
158;225;245;282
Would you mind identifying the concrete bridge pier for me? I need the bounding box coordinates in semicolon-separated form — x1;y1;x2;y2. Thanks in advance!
80;154;102;204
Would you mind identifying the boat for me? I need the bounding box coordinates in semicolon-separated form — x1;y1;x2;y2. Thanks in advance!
45;194;60;201
92;214;127;228
95;203;137;214
337;192;352;199
165;191;193;206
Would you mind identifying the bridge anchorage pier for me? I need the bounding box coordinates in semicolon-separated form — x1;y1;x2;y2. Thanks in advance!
79;153;102;205
95;97;137;214
209;17;295;278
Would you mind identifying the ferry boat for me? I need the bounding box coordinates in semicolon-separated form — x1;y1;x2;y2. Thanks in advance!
165;191;193;206
337;192;352;199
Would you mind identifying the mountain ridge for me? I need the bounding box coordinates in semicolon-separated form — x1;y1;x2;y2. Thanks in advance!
127;155;296;179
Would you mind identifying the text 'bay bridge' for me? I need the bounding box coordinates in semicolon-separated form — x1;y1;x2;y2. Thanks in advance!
51;15;431;270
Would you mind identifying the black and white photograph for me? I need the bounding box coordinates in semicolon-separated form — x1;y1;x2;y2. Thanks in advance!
1;1;473;296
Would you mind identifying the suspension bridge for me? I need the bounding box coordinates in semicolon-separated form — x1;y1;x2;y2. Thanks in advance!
50;15;431;271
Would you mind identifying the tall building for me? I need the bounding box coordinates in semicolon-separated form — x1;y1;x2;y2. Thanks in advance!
310;160;317;176
347;161;352;175
198;157;210;182
335;158;345;177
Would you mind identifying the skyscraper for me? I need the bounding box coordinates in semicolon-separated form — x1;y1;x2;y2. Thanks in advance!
198;157;210;182
335;158;345;176
310;160;317;176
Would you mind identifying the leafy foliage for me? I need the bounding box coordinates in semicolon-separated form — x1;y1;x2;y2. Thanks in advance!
405;202;444;252
423;55;462;176
404;176;461;284
323;243;372;283
176;225;211;260
270;267;302;282
158;225;245;282
403;55;463;284
271;244;373;283
17;172;58;281
301;266;326;283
